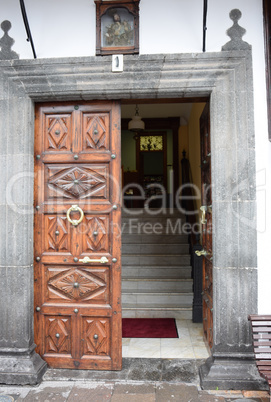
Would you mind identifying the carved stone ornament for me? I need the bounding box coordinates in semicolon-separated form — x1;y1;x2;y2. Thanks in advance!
0;20;19;60
222;9;251;51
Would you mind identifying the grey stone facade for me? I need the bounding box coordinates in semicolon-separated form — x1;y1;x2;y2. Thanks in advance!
0;50;266;389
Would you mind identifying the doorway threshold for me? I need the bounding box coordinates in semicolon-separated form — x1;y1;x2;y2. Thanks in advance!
44;358;205;384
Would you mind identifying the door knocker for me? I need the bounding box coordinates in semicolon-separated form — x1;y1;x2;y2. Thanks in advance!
66;205;84;226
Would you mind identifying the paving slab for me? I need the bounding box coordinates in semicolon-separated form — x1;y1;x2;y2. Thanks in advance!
111;383;155;402
67;383;114;402
155;383;199;402
16;382;74;402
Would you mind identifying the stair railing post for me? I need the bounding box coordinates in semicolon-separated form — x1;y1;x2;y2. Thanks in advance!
192;234;203;323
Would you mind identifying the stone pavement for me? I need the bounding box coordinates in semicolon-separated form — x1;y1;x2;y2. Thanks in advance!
0;359;269;401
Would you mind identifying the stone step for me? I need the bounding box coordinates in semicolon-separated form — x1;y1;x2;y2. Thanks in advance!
122;278;193;292
122;234;188;244
122;254;191;266
122;307;192;320
122;291;193;306
121;226;186;235
122;208;185;218
121;218;185;235
122;243;189;255
122;266;192;279
122;216;184;224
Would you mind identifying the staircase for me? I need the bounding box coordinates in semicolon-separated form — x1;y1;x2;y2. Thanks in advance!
121;209;193;319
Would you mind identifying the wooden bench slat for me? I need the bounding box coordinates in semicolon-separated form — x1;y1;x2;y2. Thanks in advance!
259;369;271;374
254;341;271;346
253;334;271;339
252;326;271;332
249;315;271;320
255;354;271;359
251;321;271;326
257;360;271;365
254;348;271;353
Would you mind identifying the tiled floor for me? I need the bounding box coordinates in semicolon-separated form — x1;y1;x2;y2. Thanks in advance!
122;319;210;359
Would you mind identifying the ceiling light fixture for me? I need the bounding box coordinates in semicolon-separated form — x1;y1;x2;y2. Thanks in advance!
128;104;145;132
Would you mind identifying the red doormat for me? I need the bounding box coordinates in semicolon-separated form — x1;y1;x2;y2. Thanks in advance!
122;318;178;338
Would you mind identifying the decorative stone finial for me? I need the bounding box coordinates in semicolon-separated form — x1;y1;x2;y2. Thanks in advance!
222;9;251;51
0;20;19;60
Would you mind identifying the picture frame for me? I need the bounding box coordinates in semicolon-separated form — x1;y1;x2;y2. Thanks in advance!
94;0;140;56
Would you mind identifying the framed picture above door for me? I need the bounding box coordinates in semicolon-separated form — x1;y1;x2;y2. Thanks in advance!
95;0;140;55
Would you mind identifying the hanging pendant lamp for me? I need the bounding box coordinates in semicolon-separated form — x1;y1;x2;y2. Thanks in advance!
128;104;145;132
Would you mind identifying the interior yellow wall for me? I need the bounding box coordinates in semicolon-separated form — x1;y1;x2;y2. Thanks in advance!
188;103;205;214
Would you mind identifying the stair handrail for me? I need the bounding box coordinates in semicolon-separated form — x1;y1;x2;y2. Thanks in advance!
181;150;203;323
180;150;199;246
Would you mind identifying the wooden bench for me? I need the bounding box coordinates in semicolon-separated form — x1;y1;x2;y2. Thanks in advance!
248;314;271;393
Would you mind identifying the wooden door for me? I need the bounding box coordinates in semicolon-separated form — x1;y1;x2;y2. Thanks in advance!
200;103;213;349
34;101;122;370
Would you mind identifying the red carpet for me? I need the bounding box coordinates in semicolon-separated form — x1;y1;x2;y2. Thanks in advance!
122;318;178;338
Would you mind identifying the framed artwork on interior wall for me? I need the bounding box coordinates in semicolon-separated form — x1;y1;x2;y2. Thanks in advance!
263;0;271;141
94;0;140;55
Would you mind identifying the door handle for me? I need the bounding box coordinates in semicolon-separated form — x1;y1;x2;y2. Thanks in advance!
195;249;210;257
79;256;109;264
66;205;84;226
200;206;207;224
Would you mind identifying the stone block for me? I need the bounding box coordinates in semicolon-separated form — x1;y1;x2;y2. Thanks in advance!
212;149;237;201
199;355;269;391
210;92;237;151
161;359;199;383
212;201;239;268
235;148;256;201
0;349;47;385
6;98;34;156
127;358;163;382
213;266;257;350
0;266;34;349
0;99;9;155
5;206;33;267
5;154;33;206
237;200;257;267
0;206;7;265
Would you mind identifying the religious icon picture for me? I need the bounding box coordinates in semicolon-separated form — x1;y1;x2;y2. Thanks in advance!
95;0;140;55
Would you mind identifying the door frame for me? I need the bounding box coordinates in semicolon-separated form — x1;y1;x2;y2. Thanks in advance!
0;51;261;389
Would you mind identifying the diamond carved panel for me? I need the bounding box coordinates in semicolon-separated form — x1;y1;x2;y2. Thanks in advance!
82;318;109;356
44;215;70;253
45;115;71;151
47;267;108;302
83;113;109;150
45;316;71;354
83;216;108;252
47;165;108;199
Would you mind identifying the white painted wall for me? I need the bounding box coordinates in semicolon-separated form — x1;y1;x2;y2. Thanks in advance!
1;0;270;312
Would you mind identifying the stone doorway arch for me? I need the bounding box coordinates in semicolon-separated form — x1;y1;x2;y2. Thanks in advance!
0;45;265;388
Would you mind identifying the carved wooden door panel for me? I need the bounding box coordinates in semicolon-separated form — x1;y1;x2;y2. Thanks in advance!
200;103;213;349
34;101;122;370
